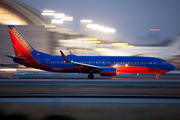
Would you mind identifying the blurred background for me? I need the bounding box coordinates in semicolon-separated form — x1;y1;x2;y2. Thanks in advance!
0;0;180;70
0;0;180;120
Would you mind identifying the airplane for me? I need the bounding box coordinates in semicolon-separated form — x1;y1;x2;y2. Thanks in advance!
6;25;176;79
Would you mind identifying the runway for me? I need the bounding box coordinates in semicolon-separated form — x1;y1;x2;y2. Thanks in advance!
1;79;180;88
1;70;180;79
1;74;180;105
0;94;180;105
1;75;180;120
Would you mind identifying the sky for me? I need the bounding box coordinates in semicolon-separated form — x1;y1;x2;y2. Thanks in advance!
19;0;180;44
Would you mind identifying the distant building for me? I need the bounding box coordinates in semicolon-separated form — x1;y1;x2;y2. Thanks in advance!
0;0;90;64
0;0;119;65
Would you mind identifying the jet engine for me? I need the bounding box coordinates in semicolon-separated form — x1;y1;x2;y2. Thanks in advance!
100;68;118;76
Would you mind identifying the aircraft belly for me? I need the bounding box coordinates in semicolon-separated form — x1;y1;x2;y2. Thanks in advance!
113;66;167;74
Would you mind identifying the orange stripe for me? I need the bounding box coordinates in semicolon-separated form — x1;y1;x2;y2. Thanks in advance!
13;43;35;67
111;66;167;72
9;28;36;67
9;28;54;69
9;28;34;56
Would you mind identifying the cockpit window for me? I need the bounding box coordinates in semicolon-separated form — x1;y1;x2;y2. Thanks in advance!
162;61;168;64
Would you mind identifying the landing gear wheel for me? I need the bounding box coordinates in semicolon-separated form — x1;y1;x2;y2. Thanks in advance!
156;75;159;79
88;74;94;79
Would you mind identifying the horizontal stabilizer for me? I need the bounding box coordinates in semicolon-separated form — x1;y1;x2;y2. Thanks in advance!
5;55;27;60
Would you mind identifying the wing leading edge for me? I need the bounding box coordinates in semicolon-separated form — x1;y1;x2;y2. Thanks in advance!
60;50;101;70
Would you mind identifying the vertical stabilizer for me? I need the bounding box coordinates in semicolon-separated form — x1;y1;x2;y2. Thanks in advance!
8;25;37;58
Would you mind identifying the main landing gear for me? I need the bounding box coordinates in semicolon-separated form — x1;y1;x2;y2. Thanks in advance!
156;75;160;79
88;73;94;79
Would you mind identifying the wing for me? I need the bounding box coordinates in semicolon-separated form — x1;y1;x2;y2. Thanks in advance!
60;50;101;70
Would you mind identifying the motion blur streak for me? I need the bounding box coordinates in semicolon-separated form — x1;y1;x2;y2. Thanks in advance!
0;69;16;71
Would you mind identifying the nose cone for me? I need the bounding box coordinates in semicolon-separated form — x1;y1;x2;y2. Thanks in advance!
169;63;176;71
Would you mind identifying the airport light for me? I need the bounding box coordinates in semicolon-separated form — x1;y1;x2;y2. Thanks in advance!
126;45;134;47
51;19;63;24
61;16;73;21
112;43;134;47
98;26;105;31
81;20;93;23
41;12;55;16
41;9;55;16
89;41;101;43
41;9;74;23
86;23;115;33
41;9;55;12
86;24;93;28
54;13;65;18
112;43;128;46
92;24;99;29
85;38;97;40
54;15;73;21
149;29;160;31
87;24;97;28
43;10;55;13
103;28;116;33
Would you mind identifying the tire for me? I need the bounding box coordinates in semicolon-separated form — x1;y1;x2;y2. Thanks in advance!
88;74;94;79
156;75;159;79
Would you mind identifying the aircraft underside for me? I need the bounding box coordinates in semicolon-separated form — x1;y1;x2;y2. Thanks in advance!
46;66;167;79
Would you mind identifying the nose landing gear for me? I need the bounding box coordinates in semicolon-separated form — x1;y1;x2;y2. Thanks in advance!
88;73;94;79
156;73;165;79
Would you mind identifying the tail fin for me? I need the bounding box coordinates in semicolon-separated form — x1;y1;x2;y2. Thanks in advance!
8;25;37;58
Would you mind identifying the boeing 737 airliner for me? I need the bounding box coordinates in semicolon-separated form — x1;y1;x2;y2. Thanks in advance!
7;25;175;79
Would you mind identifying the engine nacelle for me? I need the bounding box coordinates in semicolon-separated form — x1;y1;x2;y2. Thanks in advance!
100;68;118;76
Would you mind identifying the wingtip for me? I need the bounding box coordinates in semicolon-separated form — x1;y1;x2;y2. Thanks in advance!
60;50;69;62
60;50;64;55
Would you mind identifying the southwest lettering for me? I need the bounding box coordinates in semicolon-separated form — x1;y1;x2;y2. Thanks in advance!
11;28;34;52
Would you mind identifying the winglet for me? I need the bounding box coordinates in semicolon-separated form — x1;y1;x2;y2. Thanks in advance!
60;50;70;62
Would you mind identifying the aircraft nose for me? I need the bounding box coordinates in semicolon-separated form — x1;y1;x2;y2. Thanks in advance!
169;63;176;71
